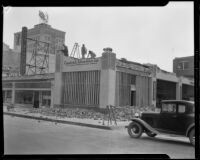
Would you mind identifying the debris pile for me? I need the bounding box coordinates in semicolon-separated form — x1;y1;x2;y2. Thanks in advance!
113;105;155;121
29;107;105;120
28;105;155;121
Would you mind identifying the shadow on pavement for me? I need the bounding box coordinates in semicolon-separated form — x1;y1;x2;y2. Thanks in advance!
140;136;192;146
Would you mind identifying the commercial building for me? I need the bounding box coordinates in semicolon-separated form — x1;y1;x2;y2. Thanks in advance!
2;74;54;107
3;20;194;109
3;47;194;109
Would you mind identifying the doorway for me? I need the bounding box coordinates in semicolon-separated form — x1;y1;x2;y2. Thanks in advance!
33;91;39;108
131;91;136;106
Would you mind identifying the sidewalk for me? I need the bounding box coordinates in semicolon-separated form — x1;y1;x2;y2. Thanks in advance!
3;105;128;130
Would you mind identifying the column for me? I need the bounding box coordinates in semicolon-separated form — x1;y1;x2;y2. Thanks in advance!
149;77;157;107
53;51;64;107
11;82;15;104
50;81;54;108
176;78;182;100
99;48;116;108
39;91;42;107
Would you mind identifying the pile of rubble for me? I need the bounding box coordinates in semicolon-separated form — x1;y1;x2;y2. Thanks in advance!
29;107;105;120
28;105;155;121
113;105;155;121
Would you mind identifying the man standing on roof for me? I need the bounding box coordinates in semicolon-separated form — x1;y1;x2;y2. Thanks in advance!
81;44;87;59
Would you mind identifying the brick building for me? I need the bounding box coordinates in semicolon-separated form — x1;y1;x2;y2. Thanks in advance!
173;56;194;78
14;23;66;54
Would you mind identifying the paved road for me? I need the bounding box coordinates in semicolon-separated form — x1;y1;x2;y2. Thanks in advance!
4;115;195;158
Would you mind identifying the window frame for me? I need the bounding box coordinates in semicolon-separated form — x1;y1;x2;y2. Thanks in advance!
161;103;177;114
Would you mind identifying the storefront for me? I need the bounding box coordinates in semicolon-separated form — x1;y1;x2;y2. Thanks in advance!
2;74;54;108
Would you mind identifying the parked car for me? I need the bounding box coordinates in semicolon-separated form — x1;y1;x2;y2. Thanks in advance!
125;100;196;146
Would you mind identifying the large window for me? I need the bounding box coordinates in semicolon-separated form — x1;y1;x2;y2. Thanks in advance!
177;61;189;70
15;90;33;104
3;90;12;103
41;91;51;107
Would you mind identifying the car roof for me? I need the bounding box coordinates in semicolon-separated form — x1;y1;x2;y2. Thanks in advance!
161;100;194;105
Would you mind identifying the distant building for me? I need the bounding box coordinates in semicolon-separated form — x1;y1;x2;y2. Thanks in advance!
173;56;194;78
14;23;66;54
3;42;11;51
8;23;66;74
2;42;20;77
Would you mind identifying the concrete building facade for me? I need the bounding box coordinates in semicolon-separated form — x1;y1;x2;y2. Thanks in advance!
52;48;194;109
2;48;194;109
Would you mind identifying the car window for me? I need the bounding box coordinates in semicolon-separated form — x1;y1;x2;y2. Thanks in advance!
162;103;176;113
178;104;186;113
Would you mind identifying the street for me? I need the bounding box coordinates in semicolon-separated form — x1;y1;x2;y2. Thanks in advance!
4;115;194;158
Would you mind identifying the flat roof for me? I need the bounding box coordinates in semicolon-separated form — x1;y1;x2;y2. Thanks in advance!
2;73;54;81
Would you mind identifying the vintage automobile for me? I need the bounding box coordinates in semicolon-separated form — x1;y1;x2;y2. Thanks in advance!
125;100;195;146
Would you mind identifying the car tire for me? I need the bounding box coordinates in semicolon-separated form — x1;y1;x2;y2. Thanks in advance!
146;131;157;137
127;121;143;138
189;128;195;146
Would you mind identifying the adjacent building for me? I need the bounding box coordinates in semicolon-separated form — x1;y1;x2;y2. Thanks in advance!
173;56;194;78
3;23;66;75
2;43;20;77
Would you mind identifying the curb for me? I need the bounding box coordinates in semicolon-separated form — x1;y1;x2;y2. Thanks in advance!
4;112;116;130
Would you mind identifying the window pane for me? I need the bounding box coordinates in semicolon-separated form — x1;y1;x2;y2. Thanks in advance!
184;62;189;69
178;104;185;113
162;103;176;113
177;62;183;70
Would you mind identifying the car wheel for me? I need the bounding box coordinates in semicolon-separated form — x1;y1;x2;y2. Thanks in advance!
127;121;143;138
146;131;157;137
189;128;195;146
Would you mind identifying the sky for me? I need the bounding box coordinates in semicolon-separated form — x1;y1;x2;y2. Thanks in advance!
3;2;194;72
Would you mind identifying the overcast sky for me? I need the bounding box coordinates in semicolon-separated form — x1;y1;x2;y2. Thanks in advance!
3;2;193;72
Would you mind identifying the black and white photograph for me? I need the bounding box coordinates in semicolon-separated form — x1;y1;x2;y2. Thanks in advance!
3;2;196;159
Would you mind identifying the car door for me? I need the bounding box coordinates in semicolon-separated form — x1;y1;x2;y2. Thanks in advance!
175;103;192;133
159;103;179;134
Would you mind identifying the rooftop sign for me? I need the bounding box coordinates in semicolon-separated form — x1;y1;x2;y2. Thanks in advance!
64;58;99;66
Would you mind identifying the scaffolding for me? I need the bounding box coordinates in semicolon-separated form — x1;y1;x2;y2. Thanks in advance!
26;38;50;75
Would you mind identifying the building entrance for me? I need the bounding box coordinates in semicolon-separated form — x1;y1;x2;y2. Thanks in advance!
131;91;136;106
33;91;39;108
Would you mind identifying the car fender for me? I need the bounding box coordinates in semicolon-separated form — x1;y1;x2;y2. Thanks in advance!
186;123;195;137
128;118;160;135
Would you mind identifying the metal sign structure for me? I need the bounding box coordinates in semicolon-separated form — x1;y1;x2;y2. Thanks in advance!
26;38;50;75
39;10;49;24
